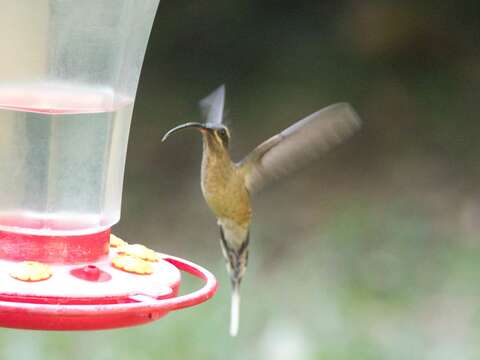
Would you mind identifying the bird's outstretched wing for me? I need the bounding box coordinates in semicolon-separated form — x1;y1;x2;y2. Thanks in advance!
238;103;361;193
200;85;225;125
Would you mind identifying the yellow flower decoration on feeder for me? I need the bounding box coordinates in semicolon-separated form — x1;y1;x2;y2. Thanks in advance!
110;234;128;248
10;261;52;282
117;243;159;262
112;255;153;275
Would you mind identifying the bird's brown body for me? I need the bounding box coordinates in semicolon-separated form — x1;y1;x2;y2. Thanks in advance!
201;134;252;231
200;132;251;325
162;85;361;336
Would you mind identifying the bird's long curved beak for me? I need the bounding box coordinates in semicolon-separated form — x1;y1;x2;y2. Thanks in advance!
162;122;208;142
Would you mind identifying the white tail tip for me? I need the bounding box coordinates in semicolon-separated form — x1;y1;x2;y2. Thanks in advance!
230;287;240;336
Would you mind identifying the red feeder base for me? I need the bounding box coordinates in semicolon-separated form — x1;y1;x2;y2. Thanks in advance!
0;255;217;330
0;228;217;330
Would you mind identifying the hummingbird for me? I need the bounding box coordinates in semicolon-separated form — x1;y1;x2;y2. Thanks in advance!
162;85;361;336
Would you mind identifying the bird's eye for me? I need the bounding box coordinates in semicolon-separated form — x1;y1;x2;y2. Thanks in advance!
217;128;229;146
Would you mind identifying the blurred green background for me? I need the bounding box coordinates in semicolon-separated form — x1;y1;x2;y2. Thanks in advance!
3;0;480;359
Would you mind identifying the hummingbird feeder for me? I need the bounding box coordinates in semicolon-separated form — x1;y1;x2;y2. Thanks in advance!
0;0;216;330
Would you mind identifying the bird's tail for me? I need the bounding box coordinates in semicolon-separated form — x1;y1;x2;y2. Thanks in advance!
219;225;249;337
230;280;241;337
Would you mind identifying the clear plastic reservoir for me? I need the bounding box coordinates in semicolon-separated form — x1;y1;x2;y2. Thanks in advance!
0;0;160;235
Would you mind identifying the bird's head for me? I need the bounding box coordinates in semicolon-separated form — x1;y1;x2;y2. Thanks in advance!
162;122;230;149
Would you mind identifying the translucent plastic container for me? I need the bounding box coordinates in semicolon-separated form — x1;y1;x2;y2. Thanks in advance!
0;0;160;235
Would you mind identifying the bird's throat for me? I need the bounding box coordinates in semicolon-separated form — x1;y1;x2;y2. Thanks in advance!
201;133;232;168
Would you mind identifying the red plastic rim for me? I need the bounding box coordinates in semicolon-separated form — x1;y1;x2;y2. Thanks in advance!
0;228;110;264
0;255;217;330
